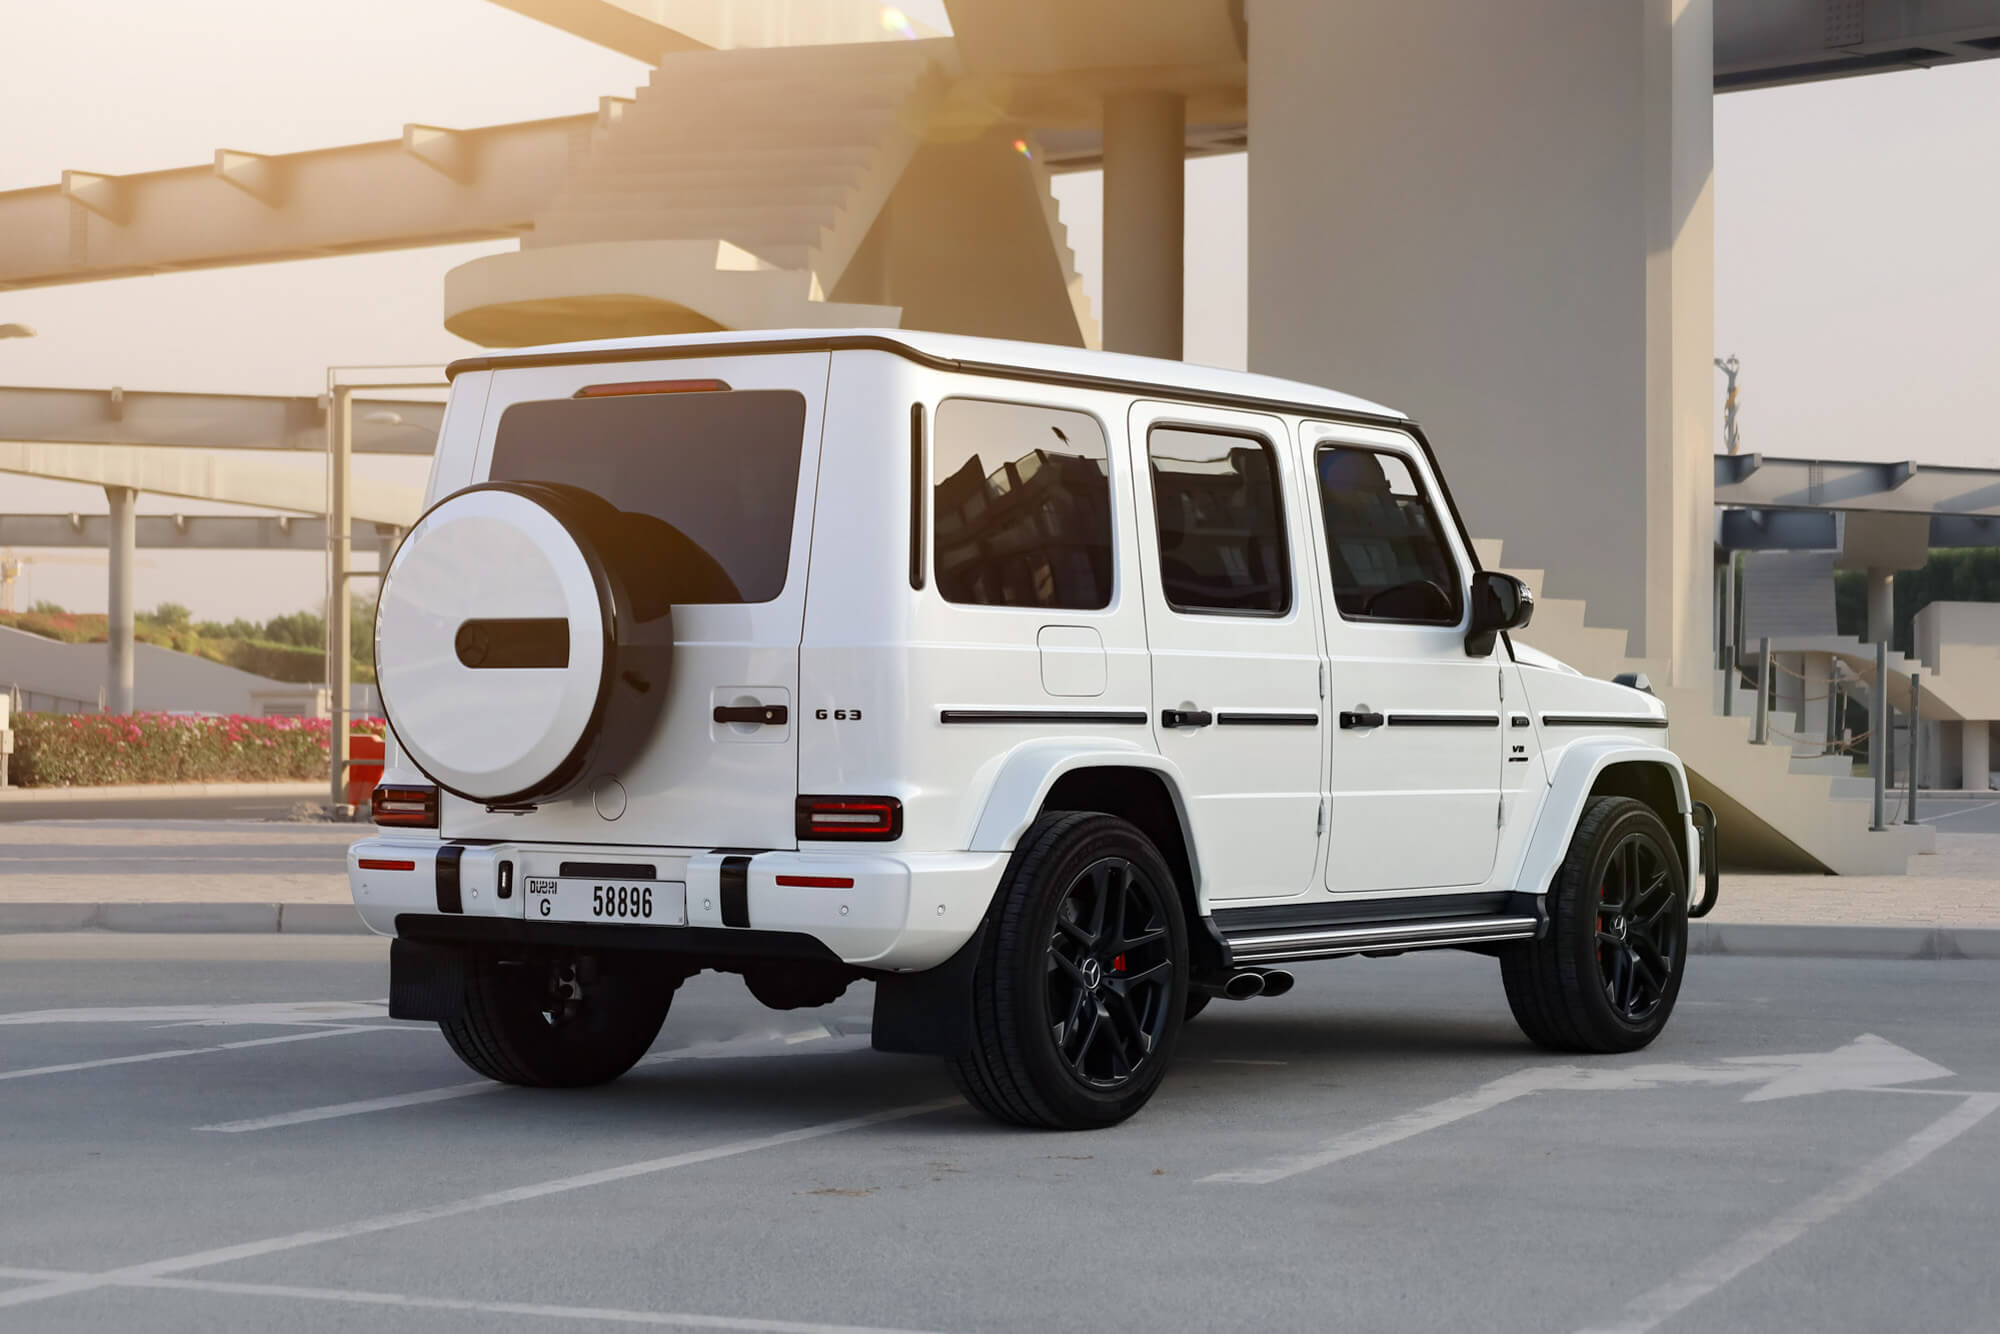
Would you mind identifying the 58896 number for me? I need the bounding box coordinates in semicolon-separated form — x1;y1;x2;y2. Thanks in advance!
591;884;653;919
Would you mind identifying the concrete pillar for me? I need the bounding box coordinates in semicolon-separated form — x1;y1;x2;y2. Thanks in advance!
1866;567;1895;645
1963;720;1990;793
1248;0;1714;684
103;485;136;714
1101;90;1185;359
328;388;353;808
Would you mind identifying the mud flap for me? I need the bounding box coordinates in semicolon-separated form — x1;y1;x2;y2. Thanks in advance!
388;937;468;1021
870;924;987;1056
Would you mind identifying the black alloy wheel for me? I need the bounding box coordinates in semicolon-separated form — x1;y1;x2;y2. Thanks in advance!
1500;795;1689;1054
1592;832;1680;1024
950;812;1190;1129
1046;858;1177;1087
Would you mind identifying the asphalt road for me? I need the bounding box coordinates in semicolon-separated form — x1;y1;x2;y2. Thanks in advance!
2;935;1996;1333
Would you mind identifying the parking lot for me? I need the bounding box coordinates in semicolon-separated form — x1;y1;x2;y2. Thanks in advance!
3;933;1997;1332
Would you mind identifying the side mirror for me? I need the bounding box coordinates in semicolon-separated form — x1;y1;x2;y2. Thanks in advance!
1466;571;1534;656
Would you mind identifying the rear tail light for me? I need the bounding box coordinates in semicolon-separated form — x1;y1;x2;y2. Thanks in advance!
371;783;440;828
795;796;903;842
357;858;417;872
574;378;729;398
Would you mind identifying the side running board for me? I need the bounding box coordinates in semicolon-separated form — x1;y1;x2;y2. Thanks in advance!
1214;892;1542;966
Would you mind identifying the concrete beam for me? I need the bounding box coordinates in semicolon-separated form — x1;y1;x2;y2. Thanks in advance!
0;385;439;455
1715;453;2000;517
0;113;596;291
1717;508;1840;551
0;514;399;552
482;0;707;61
1716;0;2000;91
0;442;421;526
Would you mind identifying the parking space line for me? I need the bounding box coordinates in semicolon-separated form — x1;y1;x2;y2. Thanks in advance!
195;1030;870;1133
1200;1067;1555;1184
0;1267;944;1333
1575;1092;2000;1334
0;1025;406;1084
0;1097;959;1313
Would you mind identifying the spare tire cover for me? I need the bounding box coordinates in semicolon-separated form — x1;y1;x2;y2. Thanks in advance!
376;483;656;804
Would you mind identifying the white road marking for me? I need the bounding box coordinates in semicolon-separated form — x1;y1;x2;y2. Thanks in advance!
0;1025;402;1083
0;1000;389;1027
0;1097;958;1312
196;1031;871;1133
1202;1067;1555;1184
1205;1035;1957;1184
0;1267;944;1333
1917;799;2000;823
1575;1092;2000;1334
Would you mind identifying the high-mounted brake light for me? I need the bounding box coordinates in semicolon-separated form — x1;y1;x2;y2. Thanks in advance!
573;378;730;398
795;796;903;842
371;783;440;829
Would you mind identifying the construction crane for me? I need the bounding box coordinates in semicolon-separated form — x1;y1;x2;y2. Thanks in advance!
1714;354;1743;456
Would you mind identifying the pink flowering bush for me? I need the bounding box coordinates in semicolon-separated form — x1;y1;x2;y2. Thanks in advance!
10;713;385;787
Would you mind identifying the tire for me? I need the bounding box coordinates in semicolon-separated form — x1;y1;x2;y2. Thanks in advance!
1501;795;1689;1054
441;949;683;1087
1183;991;1211;1022
949;813;1189;1130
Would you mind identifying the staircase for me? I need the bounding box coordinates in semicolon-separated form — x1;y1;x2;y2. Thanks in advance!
528;39;955;296
1475;540;1932;874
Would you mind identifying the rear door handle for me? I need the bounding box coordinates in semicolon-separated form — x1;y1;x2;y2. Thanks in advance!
714;704;788;725
1161;709;1214;729
1339;710;1385;730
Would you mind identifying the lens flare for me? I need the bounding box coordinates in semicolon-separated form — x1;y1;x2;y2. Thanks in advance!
879;5;916;39
1013;138;1033;159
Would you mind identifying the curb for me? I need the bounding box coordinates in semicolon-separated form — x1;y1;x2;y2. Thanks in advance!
1687;920;2000;961
0;907;1995;957
0;903;369;935
0;781;326;804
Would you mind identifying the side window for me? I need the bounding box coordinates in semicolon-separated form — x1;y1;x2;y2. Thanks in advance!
933;398;1113;610
1315;445;1463;625
1147;426;1290;615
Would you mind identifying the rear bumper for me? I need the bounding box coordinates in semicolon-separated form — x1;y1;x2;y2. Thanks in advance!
348;837;1007;971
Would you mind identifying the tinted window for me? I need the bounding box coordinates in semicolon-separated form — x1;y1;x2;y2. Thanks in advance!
491;389;806;605
1315;446;1463;624
1148;427;1290;615
933;398;1113;610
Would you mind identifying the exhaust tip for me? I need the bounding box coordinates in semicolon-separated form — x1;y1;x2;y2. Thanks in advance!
1222;971;1266;1001
1258;969;1295;998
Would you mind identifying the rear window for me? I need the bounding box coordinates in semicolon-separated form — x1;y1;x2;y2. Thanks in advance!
491;389;807;605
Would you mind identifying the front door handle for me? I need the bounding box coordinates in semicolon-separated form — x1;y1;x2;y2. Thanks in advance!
1339;709;1385;730
1161;708;1214;729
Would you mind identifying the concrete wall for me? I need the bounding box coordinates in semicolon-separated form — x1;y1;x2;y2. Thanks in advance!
1246;0;1715;680
0;626;323;717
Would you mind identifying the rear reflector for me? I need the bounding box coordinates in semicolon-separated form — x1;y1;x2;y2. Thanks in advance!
775;875;856;889
372;783;440;828
358;858;418;872
795;795;903;842
574;378;729;398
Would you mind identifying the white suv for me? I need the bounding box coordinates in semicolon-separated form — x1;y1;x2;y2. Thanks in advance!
353;329;1718;1130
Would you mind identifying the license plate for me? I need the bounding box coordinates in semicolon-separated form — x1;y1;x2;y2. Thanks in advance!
523;877;686;925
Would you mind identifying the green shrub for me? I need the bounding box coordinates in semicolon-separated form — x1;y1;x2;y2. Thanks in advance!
10;713;384;787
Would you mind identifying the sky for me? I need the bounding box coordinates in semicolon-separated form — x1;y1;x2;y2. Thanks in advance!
0;0;1996;621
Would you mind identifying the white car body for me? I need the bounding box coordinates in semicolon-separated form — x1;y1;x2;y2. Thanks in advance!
351;329;1708;1057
